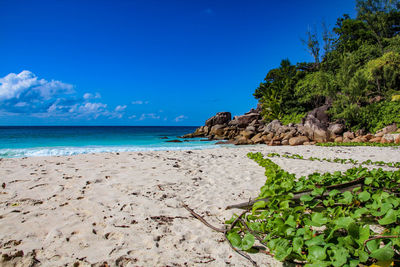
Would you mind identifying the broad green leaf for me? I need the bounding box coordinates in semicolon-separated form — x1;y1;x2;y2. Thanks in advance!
366;238;380;252
305;235;325;247
358;249;369;263
333;171;341;176
312;187;324;196
365;177;373;185
329;189;340;197
358;191;371;202
371;203;393;217
241;233;255;250
370;243;395;261
334;217;354;229
275;246;292;261
342;235;356;248
339;191;353;204
329;246;349;267
293;237;303;254
311;212;328;226
279;200;290;209
307;245;327;261
353;207;368;218
270;238;291;260
386;196;400;208
227;232;241;248
252;200;266;213
285;227;296;236
359;225;370;243
248;222;262;232
265;168;276;179
304;262;330;267
300;194;314;202
260;185;273;197
285;215;296;227
267;238;279;250
349;259;360;267
352;186;361;192
378;209;397;225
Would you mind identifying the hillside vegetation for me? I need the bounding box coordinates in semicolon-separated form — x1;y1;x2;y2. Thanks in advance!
254;0;400;133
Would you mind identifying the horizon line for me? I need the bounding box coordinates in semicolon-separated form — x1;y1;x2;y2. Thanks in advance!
0;125;200;127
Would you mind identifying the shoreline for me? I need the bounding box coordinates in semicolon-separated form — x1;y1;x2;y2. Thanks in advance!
0;142;221;159
1;145;399;266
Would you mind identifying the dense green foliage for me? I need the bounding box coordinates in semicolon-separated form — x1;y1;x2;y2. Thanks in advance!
280;112;307;125
266;152;400;168
226;152;400;266
255;0;400;132
316;141;400;147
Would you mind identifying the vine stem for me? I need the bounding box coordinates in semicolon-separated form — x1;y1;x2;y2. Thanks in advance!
364;235;400;253
181;203;225;233
181;203;259;266
267;153;400;169
238;219;267;246
223;230;259;267
229;210;248;231
226;177;364;210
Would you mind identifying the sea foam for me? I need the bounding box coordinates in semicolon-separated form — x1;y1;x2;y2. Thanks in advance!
0;144;219;158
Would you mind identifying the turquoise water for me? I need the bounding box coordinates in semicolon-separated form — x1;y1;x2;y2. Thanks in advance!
0;126;218;158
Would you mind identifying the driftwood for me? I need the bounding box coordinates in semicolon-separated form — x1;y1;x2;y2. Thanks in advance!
226;177;365;210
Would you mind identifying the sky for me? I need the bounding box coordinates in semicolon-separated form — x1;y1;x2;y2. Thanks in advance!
0;0;357;126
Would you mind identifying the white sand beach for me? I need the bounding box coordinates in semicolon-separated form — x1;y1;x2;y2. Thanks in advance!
1;145;399;266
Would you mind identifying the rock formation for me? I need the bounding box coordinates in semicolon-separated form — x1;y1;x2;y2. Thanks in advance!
182;106;399;146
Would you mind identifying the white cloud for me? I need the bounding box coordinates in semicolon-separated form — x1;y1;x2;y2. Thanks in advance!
83;92;101;99
0;71;123;120
128;115;137;119
14;102;28;107
174;115;188;122
83;93;91;99
0;70;73;102
115;105;127;112
131;100;149;105
78;102;107;113
139;113;160;121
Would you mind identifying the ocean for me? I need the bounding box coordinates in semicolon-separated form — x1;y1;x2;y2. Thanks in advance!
0;126;219;158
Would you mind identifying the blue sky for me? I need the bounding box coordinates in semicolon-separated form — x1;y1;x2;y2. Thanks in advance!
0;0;356;126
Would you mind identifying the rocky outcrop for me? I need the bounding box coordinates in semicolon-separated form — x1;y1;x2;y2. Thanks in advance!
205;112;231;127
289;136;309;146
302;114;329;143
209;124;226;139
263;120;282;134
306;104;330;125
182;105;399;146
228;113;261;128
382;133;400;143
382;123;398;134
328;123;345;135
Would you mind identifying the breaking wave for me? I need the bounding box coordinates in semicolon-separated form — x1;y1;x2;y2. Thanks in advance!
0;144;219;158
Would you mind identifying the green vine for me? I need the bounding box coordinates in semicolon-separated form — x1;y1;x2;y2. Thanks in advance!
316;142;400;147
265;152;400;168
225;152;400;266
